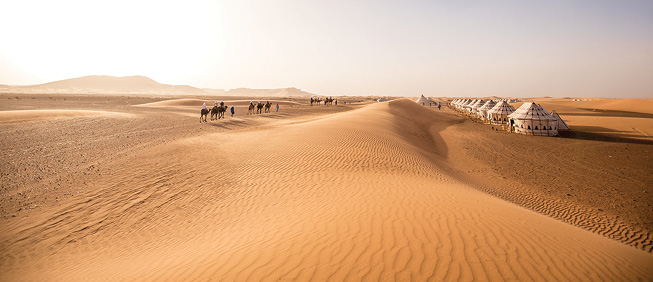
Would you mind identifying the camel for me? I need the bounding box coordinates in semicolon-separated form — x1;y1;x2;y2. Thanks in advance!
217;105;227;119
256;102;264;114
200;108;210;123
248;103;255;115
210;106;219;120
264;101;272;113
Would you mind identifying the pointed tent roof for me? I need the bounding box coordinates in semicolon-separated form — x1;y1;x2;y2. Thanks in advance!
487;101;516;115
551;111;571;130
508;102;556;120
470;99;485;110
416;95;430;104
478;100;496;112
463;99;477;108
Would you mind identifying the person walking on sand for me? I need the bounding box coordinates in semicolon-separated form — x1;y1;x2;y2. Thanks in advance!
438;102;441;110
230;105;235;117
276;103;279;112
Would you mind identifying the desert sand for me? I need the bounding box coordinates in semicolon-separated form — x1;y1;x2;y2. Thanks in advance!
1;94;651;281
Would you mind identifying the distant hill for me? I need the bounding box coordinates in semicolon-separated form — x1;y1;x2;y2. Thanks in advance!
0;75;317;97
219;87;315;97
0;75;204;95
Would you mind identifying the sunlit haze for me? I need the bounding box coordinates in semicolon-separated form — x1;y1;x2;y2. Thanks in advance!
1;0;652;98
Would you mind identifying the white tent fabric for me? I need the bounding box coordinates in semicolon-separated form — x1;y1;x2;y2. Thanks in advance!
508;102;558;136
463;99;477;109
551;111;571;131
477;100;497;119
416;95;430;105
487;101;516;125
469;99;485;114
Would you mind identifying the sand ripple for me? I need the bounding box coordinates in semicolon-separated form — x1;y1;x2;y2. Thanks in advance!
1;100;651;281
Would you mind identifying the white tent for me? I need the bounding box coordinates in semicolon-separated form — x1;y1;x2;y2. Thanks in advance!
416;95;430;105
469;99;485;114
551;111;571;131
477;100;496;120
462;99;477;110
455;99;467;110
508;102;558;136
453;99;466;111
487;101;516;125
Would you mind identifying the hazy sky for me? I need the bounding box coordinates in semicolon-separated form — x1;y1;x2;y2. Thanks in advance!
1;0;652;98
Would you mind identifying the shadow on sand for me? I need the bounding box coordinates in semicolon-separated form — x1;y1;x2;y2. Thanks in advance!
559;126;653;145
558;109;653;119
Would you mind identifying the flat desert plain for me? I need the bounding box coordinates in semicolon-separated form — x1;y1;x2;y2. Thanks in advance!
1;94;652;281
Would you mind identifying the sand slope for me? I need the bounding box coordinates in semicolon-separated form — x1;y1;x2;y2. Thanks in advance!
0;109;131;124
1;99;651;281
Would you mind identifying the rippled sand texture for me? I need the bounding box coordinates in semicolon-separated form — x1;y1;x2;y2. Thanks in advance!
1;99;651;281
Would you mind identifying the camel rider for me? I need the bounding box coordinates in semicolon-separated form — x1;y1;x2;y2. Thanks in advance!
214;101;218;107
202;103;207;110
220;100;224;107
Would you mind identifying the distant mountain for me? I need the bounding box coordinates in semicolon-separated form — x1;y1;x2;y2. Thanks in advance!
0;75;205;95
220;87;315;97
0;75;317;97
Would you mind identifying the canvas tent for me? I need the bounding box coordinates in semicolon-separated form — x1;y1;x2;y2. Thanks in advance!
550;111;570;131
416;95;430;105
508;102;558;136
487;101;516;125
469;99;485;115
462;99;477;111
455;99;468;110
477;100;496;120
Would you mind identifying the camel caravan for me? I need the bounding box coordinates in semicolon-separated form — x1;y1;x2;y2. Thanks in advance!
448;98;570;136
310;96;337;106
200;100;275;123
247;100;272;115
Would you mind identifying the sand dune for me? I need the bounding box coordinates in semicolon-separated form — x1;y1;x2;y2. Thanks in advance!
1;99;651;281
0;109;131;124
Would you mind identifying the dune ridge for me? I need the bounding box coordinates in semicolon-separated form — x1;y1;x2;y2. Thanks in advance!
1;99;651;281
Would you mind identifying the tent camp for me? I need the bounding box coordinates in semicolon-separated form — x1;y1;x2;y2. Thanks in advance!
508;102;558;136
416;95;430;105
487;101;516;125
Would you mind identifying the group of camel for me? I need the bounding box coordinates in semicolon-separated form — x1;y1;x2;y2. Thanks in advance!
201;101;275;123
200;105;228;123
310;97;335;106
248;101;272;115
